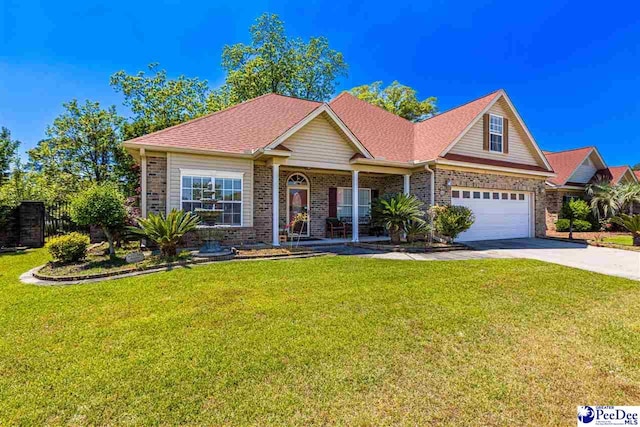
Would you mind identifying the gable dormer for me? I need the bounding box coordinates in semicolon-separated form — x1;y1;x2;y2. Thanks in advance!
444;94;550;170
567;155;598;184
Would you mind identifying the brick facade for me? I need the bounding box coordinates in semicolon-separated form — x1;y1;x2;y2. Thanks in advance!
278;170;401;239
144;156;549;243
544;190;584;231
432;167;548;237
146;156;167;215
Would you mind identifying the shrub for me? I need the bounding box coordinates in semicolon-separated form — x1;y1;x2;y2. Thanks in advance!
46;232;90;263
560;199;590;221
555;219;592;232
405;219;430;243
611;214;640;246
128;209;200;257
430;205;475;242
71;183;127;257
372;193;425;244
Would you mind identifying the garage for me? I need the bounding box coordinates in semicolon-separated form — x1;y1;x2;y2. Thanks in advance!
451;188;533;242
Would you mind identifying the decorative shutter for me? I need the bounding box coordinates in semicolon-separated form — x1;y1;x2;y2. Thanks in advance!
503;117;509;154
372;189;379;201
483;114;490;151
328;187;337;217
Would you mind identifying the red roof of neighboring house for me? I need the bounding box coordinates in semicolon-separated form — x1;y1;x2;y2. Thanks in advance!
126;93;321;154
603;166;635;184
635;170;640;181
125;89;549;171
543;147;594;186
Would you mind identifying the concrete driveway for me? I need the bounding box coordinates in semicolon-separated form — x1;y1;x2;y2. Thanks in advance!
465;238;640;281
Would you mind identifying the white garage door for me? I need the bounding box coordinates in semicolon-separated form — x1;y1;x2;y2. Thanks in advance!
451;188;532;242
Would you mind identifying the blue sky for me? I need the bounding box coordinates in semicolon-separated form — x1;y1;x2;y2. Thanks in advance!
1;0;639;166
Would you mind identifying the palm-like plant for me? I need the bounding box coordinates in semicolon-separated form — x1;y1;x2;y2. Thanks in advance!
128;209;201;257
617;183;640;214
586;179;620;221
611;214;640;246
372;193;425;244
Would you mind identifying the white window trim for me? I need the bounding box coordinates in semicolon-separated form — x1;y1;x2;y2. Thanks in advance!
179;169;244;227
489;114;504;154
337;187;372;220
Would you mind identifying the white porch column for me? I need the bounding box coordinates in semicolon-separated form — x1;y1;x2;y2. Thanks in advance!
403;174;411;195
352;170;359;242
272;163;280;246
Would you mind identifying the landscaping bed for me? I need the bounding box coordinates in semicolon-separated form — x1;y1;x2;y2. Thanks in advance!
352;240;468;253
545;232;640;251
33;243;321;282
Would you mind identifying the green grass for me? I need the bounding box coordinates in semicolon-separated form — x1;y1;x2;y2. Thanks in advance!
1;250;640;425
604;235;633;246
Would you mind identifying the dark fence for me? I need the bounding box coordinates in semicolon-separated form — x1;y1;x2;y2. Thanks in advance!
45;201;84;238
0;201;45;249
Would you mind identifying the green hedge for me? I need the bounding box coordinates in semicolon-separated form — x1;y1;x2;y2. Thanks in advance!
555;219;592;232
46;232;90;263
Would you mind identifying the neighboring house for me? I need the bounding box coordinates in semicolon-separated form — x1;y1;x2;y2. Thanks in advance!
544;147;638;230
123;89;555;244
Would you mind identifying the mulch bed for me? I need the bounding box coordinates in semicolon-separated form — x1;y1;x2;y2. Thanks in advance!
33;247;323;282
544;232;640;252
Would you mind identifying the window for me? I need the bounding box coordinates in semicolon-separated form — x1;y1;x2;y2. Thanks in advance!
502;193;509;200
493;193;500;200
489;114;503;153
473;191;481;199
337;188;371;221
452;190;460;198
181;174;242;226
483;192;491;199
463;191;471;199
510;193;517;200
519;194;525;201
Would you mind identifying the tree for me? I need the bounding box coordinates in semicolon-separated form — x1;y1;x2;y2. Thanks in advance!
0;127;20;184
633;163;640;171
372;193;425;244
348;81;437;122
110;63;211;139
28;100;127;188
561;199;591;239
220;13;347;103
586;178;620;221
617;183;640;214
71;183;127;257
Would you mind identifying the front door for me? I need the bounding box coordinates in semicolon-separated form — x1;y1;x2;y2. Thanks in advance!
287;188;309;236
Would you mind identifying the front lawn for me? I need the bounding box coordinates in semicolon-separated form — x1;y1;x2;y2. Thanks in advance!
1;250;640;425
604;235;633;246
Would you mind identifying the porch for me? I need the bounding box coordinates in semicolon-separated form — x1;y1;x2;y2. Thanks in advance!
267;163;415;246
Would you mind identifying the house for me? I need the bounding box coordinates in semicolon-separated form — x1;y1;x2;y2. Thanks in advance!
544;147;638;230
123;89;556;244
